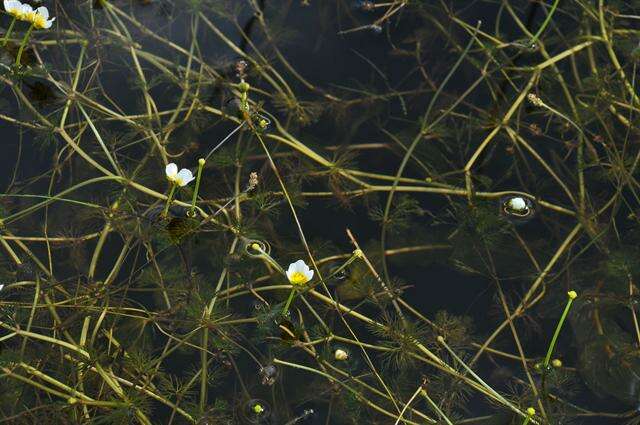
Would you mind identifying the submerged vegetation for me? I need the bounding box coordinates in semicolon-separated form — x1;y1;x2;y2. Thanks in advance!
1;0;640;423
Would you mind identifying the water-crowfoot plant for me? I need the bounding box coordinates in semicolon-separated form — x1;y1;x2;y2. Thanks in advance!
2;1;640;423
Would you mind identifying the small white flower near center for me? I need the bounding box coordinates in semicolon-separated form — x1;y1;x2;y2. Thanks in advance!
286;260;314;286
507;197;527;212
165;163;195;187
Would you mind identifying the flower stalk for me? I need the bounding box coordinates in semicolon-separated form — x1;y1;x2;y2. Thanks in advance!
2;17;16;46
521;407;536;425
543;290;577;368
15;22;32;65
162;184;177;218
189;158;205;217
249;242;285;275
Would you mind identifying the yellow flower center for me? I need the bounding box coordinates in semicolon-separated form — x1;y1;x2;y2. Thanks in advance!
289;272;308;285
31;13;47;29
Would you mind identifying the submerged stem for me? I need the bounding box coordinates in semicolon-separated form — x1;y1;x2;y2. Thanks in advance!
529;0;562;45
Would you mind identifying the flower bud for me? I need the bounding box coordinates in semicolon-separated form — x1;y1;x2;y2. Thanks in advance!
334;348;349;361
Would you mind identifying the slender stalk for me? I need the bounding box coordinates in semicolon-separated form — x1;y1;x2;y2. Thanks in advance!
15;24;34;66
282;288;296;315
529;0;561;45
421;388;454;425
189;158;205;216
2;17;17;46
543;291;577;368
522;407;536;425
162;183;177;218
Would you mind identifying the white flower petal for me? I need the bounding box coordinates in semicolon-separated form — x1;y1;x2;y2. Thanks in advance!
176;169;195;186
165;163;178;179
292;259;306;273
4;0;15;11
285;264;296;280
4;0;21;12
43;17;54;29
286;260;313;284
0;283;4;291
35;5;48;19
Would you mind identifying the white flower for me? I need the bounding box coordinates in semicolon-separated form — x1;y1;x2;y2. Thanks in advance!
26;6;55;29
4;0;24;18
165;163;178;181
165;163;195;187
0;283;4;291
507;197;527;212
286;260;314;285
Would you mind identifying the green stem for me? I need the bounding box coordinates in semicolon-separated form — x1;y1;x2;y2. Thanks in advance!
189;158;205;216
249;243;285;275
529;0;561;45
543;291;577;368
282;288;296;315
15;24;34;66
325;252;359;281
162;184;177;218
420;389;454;425
2;17;17;47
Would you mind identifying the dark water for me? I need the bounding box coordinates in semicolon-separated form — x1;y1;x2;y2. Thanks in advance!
1;1;640;424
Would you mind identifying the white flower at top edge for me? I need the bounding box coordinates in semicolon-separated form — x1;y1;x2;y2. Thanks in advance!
165;163;195;187
286;260;314;285
3;0;24;18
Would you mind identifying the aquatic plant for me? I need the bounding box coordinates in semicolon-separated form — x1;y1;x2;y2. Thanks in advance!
1;0;640;424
